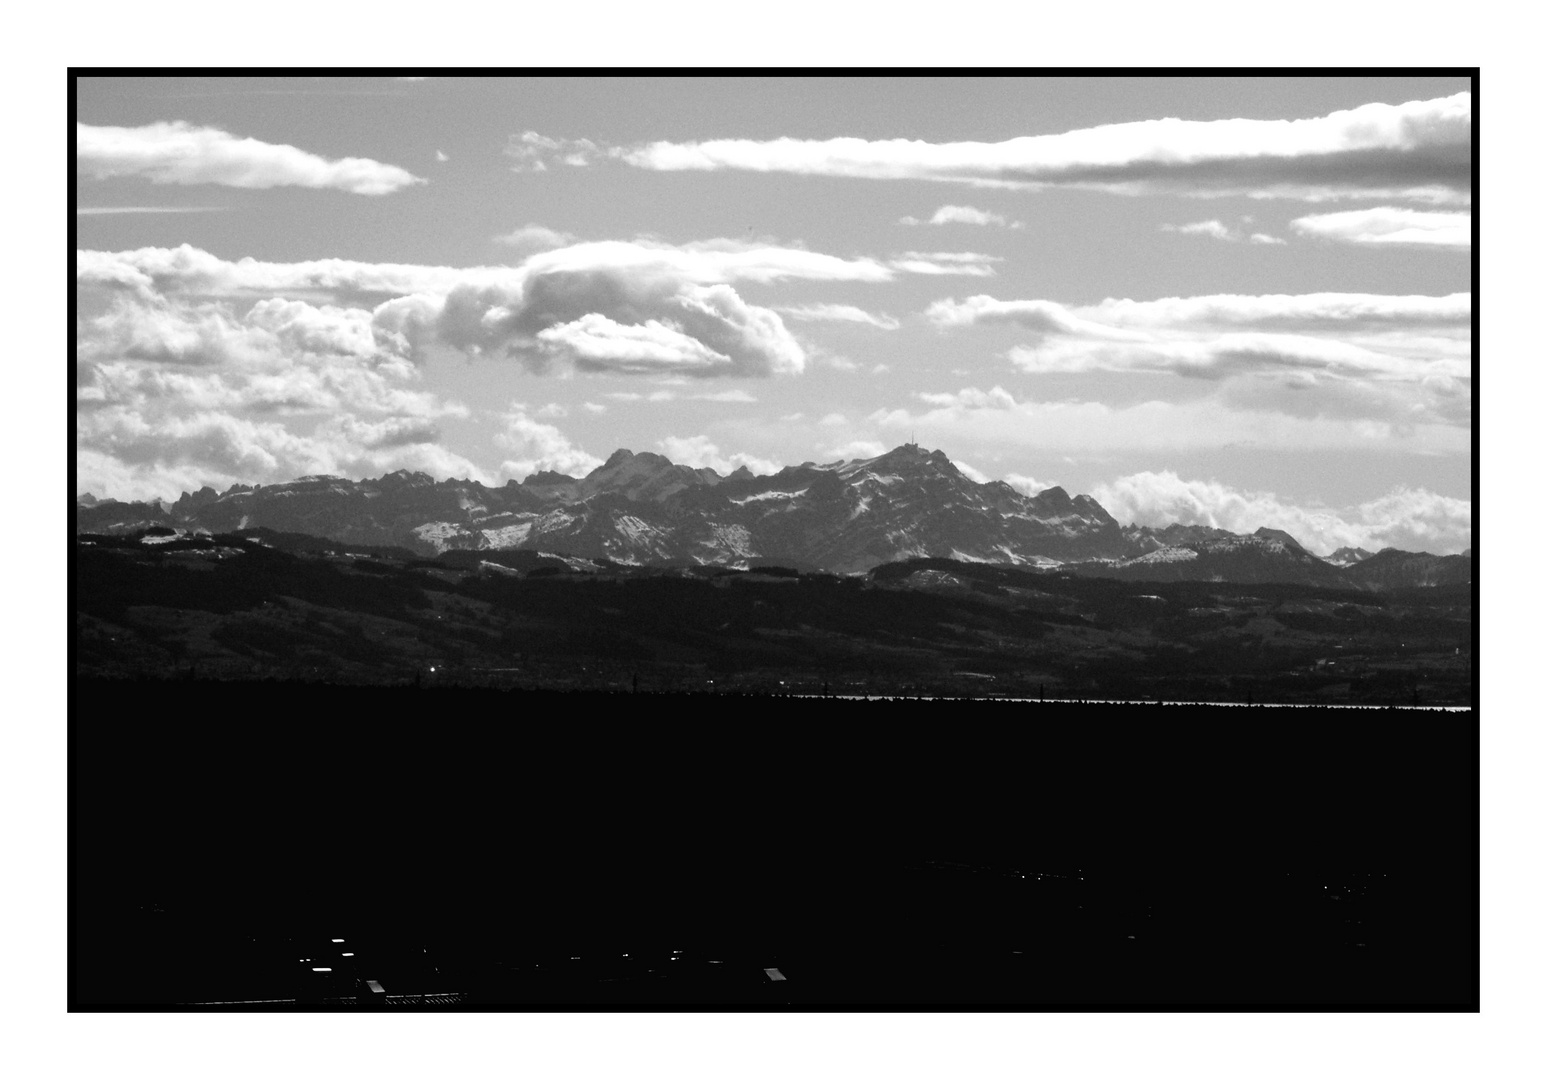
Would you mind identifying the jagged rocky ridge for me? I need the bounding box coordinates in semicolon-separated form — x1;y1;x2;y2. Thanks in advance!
75;444;1472;586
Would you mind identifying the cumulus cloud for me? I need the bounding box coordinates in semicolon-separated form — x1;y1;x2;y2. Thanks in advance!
1249;233;1287;245
656;435;780;475
1290;207;1470;248
534;313;739;374
74;276;479;500
1090;470;1471;555
79;238;919;382
572;93;1471;204
495;404;605;480
76;401;487;503
773;303;900;329
900;204;1022;228
77;121;425;195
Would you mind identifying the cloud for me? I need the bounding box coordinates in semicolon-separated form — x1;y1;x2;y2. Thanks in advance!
888;251;1001;276
1067;292;1471;331
495;404;605;480
919;385;1019;409
1004;473;1057;496
494;223;577;253
870;385;1469;456
951;459;991;484
526;239;894;285
505;131;604;172
435;150;449;162
1007;333;1465;384
821;439;888;461
1162;219;1286;244
590;92;1470;204
77;243;518;303
78;238;911;381
1290;207;1470;248
76;121;425;195
602;388;756;404
656;435;780;475
926;290;1470;424
901;204;1022;228
76;403;487;504
74;279;478;501
773;303;900;329
1090;470;1471;555
77;238;909;305
690;389;757;403
1163;219;1237;241
534;313;739;374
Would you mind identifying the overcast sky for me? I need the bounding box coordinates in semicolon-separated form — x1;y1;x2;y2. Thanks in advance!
74;74;1472;554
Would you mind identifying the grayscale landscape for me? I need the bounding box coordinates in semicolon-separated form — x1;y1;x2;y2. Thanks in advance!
71;73;1476;1011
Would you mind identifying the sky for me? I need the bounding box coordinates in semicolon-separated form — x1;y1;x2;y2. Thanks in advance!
74;74;1473;554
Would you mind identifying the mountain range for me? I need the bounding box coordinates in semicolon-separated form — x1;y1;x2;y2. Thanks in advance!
75;443;1471;590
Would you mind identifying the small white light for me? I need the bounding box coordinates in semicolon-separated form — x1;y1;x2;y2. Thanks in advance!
332;939;345;943
312;967;332;972
341;952;355;957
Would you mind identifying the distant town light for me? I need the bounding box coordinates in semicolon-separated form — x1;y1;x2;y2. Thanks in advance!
341;952;355;957
331;938;345;943
312;967;332;972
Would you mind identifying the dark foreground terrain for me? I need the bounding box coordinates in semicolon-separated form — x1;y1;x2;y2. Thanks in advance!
75;532;1473;705
70;684;1477;1009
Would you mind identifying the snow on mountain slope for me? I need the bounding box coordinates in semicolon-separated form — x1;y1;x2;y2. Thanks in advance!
75;444;1462;587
